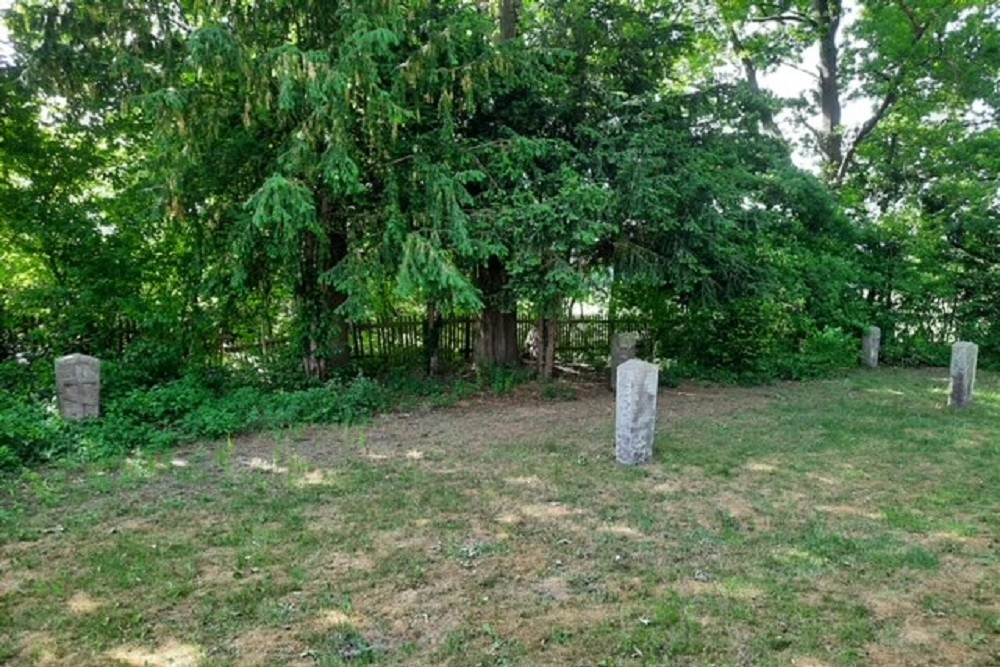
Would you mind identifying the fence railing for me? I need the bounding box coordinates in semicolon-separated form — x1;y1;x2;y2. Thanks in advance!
350;317;475;360
349;315;651;361
3;314;650;364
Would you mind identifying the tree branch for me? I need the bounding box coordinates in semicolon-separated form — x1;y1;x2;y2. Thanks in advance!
778;59;821;81
803;119;823;143
746;12;817;28
894;0;923;33
726;24;785;140
835;89;897;184
834;2;936;183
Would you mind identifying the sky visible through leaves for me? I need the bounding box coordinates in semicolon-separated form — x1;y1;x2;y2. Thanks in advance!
0;1;12;63
0;0;875;171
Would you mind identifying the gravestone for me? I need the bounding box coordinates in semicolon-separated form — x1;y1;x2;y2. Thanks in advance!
615;359;658;466
948;342;978;408
55;354;101;420
862;326;881;369
609;331;639;391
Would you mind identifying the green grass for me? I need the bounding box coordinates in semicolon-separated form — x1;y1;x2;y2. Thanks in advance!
1;368;997;666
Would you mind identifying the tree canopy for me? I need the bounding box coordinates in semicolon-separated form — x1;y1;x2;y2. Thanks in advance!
2;0;998;383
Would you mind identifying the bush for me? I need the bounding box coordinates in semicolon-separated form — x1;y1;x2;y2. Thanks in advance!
114;336;188;388
477;364;532;395
109;377;214;426
338;375;389;422
0;371;389;471
77;414;178;460
883;335;951;368
0;395;76;469
777;327;857;380
662;298;799;383
0;359;53;398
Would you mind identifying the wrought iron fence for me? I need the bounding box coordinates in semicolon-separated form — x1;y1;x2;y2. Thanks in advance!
349;315;651;362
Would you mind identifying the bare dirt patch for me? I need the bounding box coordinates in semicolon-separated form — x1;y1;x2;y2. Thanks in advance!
596;524;643;538
194;546;242;588
533;576;572;602
229;379;778;470
1;557;23;598
919;531;993;551
229;628;310;667
716;491;769;529
356;562;473;648
504;475;546;487
106;640;203;667
310;609;356;630
16;631;64;667
245;457;288;474
651;478;704;495
497;502;583;526
66;591;102;615
294;469;333;486
856;556;996;666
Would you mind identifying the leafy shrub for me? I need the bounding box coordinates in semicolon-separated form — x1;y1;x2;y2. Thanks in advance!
0;370;388;471
780;327;857;380
664;298;799;383
0;396;75;469
114;336;188;388
0;359;53;399
0;445;21;471
77;414;178;459
180;388;263;440
224;345;329;392
338;375;388;423
656;359;683;388
109;377;214;426
883;335;951;368
478;364;531;395
264;375;387;426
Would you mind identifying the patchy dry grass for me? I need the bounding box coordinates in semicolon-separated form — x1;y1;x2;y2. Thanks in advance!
1;368;997;666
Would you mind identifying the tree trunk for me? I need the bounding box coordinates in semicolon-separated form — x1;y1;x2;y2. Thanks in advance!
424;300;443;376
814;0;843;175
476;257;520;367
535;315;558;381
471;0;523;369
534;317;545;378
300;193;349;381
499;0;521;41
726;25;783;139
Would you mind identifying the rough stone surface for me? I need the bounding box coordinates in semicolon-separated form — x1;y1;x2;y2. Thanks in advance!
609;331;639;391
862;326;881;369
55;354;101;420
615;359;658;466
948;342;978;408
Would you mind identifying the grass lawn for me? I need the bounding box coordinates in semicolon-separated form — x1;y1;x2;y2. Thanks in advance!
1;368;997;666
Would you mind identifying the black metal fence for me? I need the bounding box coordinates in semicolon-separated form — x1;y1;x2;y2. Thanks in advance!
3;312;651;365
349;315;651;362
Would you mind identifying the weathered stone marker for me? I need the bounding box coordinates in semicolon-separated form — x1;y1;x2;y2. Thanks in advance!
615;359;658;465
948;342;978;408
55;354;101;420
862;326;881;369
609;331;639;391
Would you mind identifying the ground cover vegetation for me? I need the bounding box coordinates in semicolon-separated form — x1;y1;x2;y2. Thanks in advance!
1;1;999;466
1;369;997;665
